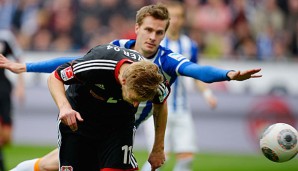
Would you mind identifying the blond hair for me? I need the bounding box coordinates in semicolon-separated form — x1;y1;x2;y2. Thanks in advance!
123;60;163;100
136;3;170;31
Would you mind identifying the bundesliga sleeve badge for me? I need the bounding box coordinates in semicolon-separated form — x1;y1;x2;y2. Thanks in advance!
60;66;74;81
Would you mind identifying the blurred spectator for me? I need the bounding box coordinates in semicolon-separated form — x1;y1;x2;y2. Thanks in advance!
0;0;297;61
30;28;52;51
120;0;150;39
191;0;232;59
75;0;102;49
285;0;298;60
97;0;122;26
12;0;41;49
249;0;286;61
0;0;16;30
229;0;257;60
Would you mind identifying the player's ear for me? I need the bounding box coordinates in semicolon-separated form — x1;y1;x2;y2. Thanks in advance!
135;23;139;34
120;78;126;86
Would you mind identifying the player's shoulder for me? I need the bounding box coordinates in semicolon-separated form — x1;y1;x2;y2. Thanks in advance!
110;39;136;49
90;43;143;61
158;44;173;54
90;43;126;53
158;45;185;60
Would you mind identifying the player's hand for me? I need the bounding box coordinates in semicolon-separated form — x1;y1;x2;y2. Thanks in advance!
205;94;217;109
0;54;26;73
148;150;166;171
58;106;84;131
227;68;262;81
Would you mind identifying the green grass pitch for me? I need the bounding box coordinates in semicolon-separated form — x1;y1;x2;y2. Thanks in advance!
4;145;298;171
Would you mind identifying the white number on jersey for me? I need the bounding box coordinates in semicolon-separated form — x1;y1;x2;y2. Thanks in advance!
122;145;133;164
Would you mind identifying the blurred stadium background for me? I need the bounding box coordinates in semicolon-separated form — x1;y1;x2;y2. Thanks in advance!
1;0;298;170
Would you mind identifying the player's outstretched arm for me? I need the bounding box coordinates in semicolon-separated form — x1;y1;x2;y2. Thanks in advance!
0;54;78;74
26;57;78;73
0;54;26;73
179;62;262;83
227;68;262;81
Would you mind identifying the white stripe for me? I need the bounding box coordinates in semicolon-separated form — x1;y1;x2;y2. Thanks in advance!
74;66;114;74
73;62;116;72
57;120;62;148
130;153;138;168
57;120;62;169
73;59;117;68
130;126;138;168
119;39;130;47
175;59;189;76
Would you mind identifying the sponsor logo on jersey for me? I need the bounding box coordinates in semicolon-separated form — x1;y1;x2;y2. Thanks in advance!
95;84;105;90
168;52;184;61
90;90;105;101
60;66;74;81
61;166;73;171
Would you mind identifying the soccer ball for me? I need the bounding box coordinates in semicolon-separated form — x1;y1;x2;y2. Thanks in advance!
260;123;298;162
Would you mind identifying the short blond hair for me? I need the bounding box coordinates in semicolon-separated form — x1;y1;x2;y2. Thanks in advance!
123;60;163;100
136;3;170;31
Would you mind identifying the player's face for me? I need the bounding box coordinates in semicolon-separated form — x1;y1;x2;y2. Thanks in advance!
135;16;167;58
122;85;145;107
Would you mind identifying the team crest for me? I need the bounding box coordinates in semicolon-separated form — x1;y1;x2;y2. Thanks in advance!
61;166;73;171
60;66;74;81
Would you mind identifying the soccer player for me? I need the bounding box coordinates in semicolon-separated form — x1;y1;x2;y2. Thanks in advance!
0;29;25;171
141;1;217;171
4;3;262;171
50;43;168;171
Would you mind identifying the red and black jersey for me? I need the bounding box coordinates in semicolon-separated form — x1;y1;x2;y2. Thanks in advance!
54;44;169;136
55;44;144;102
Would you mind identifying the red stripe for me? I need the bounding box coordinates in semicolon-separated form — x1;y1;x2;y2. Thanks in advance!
54;70;63;81
114;59;133;83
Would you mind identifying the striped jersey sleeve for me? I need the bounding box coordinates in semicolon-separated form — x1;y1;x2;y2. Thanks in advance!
54;45;119;85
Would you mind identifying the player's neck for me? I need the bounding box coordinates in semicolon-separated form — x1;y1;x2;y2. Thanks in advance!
118;63;130;84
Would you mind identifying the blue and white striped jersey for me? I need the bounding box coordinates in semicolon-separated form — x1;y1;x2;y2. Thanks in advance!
111;39;191;126
160;35;198;113
112;39;189;86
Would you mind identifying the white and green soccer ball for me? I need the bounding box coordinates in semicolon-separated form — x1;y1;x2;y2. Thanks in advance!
260;123;298;163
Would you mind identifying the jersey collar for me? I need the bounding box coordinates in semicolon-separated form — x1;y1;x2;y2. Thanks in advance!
115;58;134;84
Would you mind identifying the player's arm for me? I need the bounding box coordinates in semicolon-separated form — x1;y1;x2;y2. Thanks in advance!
27;57;78;73
0;54;78;73
148;101;167;170
14;61;25;103
0;54;27;73
148;81;170;169
178;62;262;83
48;70;83;132
195;80;217;109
